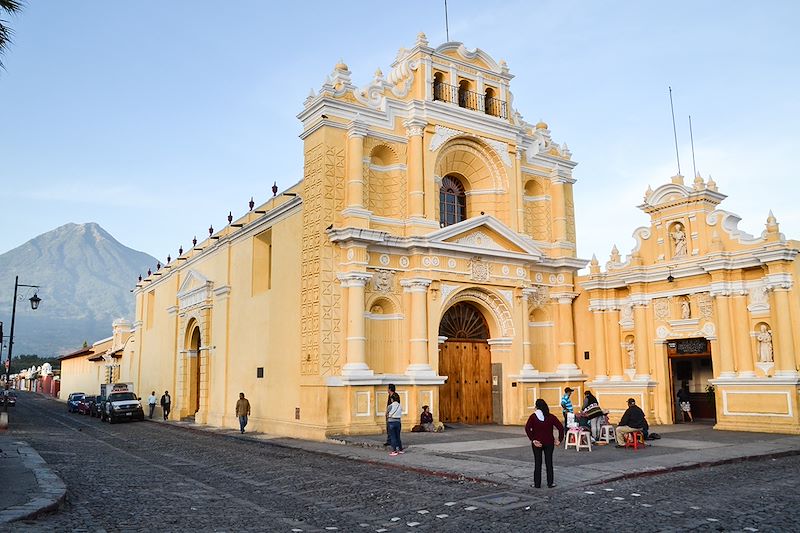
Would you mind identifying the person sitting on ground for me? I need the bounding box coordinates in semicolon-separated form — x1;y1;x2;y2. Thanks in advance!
420;405;434;432
615;398;649;447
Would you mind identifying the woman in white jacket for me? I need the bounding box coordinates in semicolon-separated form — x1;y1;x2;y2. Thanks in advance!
387;394;404;456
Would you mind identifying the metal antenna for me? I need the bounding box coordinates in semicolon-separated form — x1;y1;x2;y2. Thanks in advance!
444;0;450;42
689;115;698;179
669;86;681;175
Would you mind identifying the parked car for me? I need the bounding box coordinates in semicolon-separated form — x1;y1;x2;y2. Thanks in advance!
0;391;16;406
90;396;106;418
78;395;95;415
102;391;144;423
67;392;86;413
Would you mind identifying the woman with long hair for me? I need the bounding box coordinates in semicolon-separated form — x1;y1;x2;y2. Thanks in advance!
524;398;565;488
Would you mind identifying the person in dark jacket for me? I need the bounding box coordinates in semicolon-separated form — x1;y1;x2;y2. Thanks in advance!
615;398;649;446
525;398;565;488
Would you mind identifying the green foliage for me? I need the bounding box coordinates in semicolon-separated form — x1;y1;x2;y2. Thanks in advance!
10;353;60;373
0;0;24;69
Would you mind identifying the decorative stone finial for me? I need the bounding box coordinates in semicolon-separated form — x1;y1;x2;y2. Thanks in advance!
535;119;549;130
416;31;428;46
374;68;383;80
693;173;705;190
644;185;653;201
706;175;717;191
670;174;685;185
589;254;600;275
765;210;780;241
334;59;349;72
610;245;621;263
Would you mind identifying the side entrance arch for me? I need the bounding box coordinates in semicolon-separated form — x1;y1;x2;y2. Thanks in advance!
438;302;493;424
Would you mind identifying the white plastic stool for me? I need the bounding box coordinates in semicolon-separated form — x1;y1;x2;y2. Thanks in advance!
564;428;592;451
599;424;616;444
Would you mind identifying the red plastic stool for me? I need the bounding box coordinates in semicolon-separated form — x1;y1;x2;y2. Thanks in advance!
623;430;646;450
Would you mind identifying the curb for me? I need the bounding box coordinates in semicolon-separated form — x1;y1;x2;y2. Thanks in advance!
0;442;67;524
594;448;800;486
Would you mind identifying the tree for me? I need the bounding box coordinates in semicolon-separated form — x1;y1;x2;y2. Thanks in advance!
0;0;23;70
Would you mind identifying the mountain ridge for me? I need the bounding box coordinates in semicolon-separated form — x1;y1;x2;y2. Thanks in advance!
0;222;157;356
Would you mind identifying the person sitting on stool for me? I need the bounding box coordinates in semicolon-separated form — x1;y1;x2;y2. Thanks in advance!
615;398;649;447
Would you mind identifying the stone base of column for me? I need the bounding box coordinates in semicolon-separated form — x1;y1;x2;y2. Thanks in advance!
609;374;625;382
556;363;582;376
405;364;437;378
634;373;652;382
775;369;800;379
341;362;375;378
592;375;610;382
717;371;737;379
518;364;539;378
737;370;757;378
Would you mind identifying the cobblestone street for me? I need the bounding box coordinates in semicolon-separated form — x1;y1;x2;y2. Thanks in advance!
4;393;799;532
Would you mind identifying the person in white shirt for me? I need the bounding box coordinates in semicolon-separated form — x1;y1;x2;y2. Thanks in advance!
147;391;157;419
386;394;404;456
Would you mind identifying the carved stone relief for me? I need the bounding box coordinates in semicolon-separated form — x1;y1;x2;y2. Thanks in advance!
697;292;714;319
470;257;490;282
653;298;670;320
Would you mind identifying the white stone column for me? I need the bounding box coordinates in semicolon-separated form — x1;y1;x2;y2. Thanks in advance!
337;272;373;377
554;292;580;374
632;300;651;380
404;119;426;219
345;120;368;211
520;288;538;376
401;278;436;377
590;305;609;381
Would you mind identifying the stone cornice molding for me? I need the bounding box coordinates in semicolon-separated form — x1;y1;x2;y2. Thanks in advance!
337;272;373;287
400;278;433;292
347;118;369;138
403;117;427;137
551;292;578;304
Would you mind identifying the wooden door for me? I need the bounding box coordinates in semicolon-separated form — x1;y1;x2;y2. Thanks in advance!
439;341;492;424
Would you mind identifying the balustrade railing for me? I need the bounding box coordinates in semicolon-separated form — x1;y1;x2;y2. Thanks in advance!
432;82;507;119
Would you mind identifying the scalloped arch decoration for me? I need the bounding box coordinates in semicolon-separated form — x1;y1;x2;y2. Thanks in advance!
441;287;514;338
434;137;507;193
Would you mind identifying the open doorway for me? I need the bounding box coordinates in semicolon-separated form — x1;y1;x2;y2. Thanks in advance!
667;338;716;423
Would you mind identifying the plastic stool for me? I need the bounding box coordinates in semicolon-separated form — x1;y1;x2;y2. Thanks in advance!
599;424;616;444
565;427;592;451
623;430;646;450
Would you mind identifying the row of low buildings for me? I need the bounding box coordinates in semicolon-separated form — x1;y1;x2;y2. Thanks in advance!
59;36;800;438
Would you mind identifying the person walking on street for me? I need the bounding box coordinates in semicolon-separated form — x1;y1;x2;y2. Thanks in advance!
677;382;693;422
560;387;574;429
525;398;564;489
160;391;171;420
147;391;157;419
386;392;404;456
384;383;398;446
236;392;251;434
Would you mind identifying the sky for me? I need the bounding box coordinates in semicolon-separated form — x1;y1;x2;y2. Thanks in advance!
2;1;798;272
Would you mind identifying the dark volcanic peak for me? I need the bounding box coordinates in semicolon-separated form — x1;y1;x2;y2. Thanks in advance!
0;222;158;356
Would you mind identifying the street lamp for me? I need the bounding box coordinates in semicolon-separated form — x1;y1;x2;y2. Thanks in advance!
1;276;42;429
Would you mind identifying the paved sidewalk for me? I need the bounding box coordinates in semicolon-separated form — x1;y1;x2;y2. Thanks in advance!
154;419;800;490
0;436;66;524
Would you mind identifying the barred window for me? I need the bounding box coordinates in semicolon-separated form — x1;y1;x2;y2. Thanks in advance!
440;175;466;227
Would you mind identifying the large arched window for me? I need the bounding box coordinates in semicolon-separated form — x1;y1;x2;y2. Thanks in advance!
439;175;466;227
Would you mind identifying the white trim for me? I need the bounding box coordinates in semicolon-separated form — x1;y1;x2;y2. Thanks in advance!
721;390;793;418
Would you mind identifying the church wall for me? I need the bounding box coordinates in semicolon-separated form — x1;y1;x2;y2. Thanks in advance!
59;356;102;399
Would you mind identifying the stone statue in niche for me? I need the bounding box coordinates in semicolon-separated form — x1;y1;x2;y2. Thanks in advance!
626;343;636;369
671;223;687;257
757;325;773;363
680;297;691;319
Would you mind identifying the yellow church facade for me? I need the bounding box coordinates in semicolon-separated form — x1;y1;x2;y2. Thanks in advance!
131;35;589;439
124;35;800;439
576;175;800;434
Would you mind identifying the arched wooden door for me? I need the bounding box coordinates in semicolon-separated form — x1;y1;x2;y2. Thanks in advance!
439;302;493;424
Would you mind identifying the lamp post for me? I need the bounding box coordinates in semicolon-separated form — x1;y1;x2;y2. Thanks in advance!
0;276;42;430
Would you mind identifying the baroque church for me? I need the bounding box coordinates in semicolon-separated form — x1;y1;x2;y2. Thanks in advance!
102;35;798;438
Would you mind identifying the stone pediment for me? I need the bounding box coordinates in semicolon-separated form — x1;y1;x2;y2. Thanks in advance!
425;215;543;260
177;270;213;309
